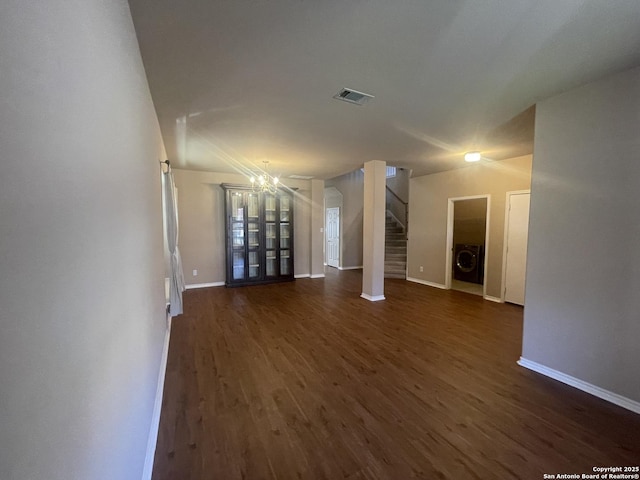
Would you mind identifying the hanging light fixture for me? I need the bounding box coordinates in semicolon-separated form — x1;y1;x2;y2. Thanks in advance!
250;160;279;194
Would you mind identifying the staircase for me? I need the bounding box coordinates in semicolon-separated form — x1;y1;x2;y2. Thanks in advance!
385;211;407;279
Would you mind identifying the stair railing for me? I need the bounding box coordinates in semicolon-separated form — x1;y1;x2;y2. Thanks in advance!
385;186;408;240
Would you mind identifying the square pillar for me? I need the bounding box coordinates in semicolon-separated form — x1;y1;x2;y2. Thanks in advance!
361;160;386;301
310;178;325;278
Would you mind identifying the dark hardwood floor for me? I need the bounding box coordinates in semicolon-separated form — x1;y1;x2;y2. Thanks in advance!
152;269;640;480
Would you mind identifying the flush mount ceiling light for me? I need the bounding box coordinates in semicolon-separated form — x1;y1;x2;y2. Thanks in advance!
333;87;374;106
464;151;482;162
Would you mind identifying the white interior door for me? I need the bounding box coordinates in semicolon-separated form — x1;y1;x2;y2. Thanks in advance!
326;207;340;268
504;193;530;305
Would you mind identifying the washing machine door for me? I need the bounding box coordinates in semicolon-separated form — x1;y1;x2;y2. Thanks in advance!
456;249;477;273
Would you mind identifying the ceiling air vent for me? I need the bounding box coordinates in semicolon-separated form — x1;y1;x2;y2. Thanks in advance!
333;87;374;106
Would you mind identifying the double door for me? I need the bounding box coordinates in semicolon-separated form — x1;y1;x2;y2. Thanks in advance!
224;185;294;286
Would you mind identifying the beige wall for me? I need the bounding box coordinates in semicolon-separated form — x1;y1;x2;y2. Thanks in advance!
325;167;410;269
172;169;313;285
408;155;532;298
523;66;640;404
325;169;364;268
386;167;410;230
386;167;410;203
0;1;167;478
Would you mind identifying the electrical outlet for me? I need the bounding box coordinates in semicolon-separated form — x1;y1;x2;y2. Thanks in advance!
419;266;424;272
192;269;198;276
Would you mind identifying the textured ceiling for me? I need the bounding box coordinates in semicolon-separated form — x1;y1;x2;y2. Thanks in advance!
128;0;640;179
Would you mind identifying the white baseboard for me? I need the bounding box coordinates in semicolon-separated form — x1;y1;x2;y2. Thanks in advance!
517;357;640;415
294;273;310;278
185;281;224;289
338;265;363;271
406;277;447;289
310;274;325;278
361;293;385;302
484;295;502;303
142;313;172;480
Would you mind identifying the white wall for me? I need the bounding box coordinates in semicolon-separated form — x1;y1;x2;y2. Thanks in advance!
0;1;167;479
172;169;313;284
522;66;640;404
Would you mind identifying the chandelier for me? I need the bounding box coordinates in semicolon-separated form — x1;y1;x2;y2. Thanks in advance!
250;161;279;194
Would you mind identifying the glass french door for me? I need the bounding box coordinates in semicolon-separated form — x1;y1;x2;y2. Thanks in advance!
246;193;260;279
265;194;277;277
230;191;261;281
230;192;245;281
279;195;292;276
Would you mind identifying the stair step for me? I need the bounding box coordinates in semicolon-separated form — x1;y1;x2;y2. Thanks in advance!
385;208;406;280
385;207;407;280
384;262;407;269
384;271;406;277
384;271;406;278
385;263;407;269
384;273;406;279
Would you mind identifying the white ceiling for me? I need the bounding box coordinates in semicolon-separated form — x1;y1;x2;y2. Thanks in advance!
128;0;640;179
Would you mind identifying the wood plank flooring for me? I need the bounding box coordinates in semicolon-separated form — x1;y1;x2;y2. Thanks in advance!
152;269;640;480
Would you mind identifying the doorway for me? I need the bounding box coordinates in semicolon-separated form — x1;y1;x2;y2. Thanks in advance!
445;195;490;297
326;207;340;268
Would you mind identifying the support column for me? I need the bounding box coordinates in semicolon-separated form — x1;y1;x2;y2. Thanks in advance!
361;160;386;301
310;178;325;278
